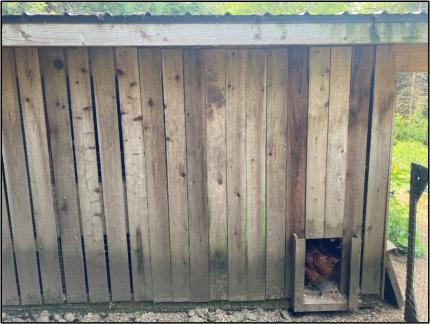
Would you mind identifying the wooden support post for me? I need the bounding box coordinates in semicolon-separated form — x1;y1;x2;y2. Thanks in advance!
292;234;305;312
348;237;362;311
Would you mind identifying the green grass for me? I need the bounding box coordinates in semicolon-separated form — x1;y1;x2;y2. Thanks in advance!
388;113;428;256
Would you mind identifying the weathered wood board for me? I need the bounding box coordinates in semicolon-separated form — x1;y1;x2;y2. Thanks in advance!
2;44;405;306
40;48;86;303
162;49;191;302
265;48;287;299
362;45;397;295
138;48;172;302
15;47;64;304
4;21;428;47
66;47;109;303
1;169;20;306
2;48;41;305
184;48;210;302
340;45;374;293
306;47;330;239
204;49;228;301
245;49;267;301
324;46;351;238
226;49;248;301
285;47;309;297
90;47;131;301
116;47;152;301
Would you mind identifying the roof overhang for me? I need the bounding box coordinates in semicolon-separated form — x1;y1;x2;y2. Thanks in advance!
1;13;428;46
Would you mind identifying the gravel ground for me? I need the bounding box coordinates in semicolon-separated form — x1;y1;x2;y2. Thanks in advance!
391;253;429;322
2;254;427;323
1;303;404;323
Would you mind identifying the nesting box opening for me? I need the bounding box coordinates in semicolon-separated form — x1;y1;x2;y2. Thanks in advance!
305;238;342;289
303;238;346;306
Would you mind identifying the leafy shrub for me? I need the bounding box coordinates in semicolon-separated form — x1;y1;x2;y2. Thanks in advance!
387;197;426;257
391;140;429;193
393;113;428;145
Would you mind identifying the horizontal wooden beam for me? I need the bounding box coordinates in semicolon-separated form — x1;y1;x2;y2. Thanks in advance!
395;44;428;72
2;21;428;46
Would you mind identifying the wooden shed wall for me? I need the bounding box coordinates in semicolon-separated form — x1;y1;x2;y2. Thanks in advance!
1;45;393;305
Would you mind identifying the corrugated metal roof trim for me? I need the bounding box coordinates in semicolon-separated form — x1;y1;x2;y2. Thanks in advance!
2;10;428;24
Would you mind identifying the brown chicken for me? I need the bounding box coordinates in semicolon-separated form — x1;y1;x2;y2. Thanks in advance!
305;246;338;287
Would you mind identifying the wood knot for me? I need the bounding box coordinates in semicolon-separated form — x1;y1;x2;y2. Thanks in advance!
181;172;186;178
147;98;154;107
175;74;181;81
53;59;64;69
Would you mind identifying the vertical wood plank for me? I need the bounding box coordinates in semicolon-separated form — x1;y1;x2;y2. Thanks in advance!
324;46;352;238
15;47;63;304
2;48;40;306
66;47;109;303
245;49;266;300
348;237;362;311
162;49;191;301
138;48;172;301
39;48;86;303
292;234;305;310
305;47;330;239
116;47;152;301
340;46;374;293
204;49;228;300
90;47;131;301
183;49;210;301
285;47;309;297
226;49;247;301
265;48;287;299
1;169;20;305
362;45;397;295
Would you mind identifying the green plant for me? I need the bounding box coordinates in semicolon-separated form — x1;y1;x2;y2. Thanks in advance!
391;140;429;193
393;113;428;145
387;197;426;257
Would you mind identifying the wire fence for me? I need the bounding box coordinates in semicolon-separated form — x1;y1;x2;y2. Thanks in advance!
404;163;428;323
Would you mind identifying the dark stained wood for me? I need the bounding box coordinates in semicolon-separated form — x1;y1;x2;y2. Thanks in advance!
138;48;173;302
285;47;309;297
184;48;210;301
340;45;374;293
